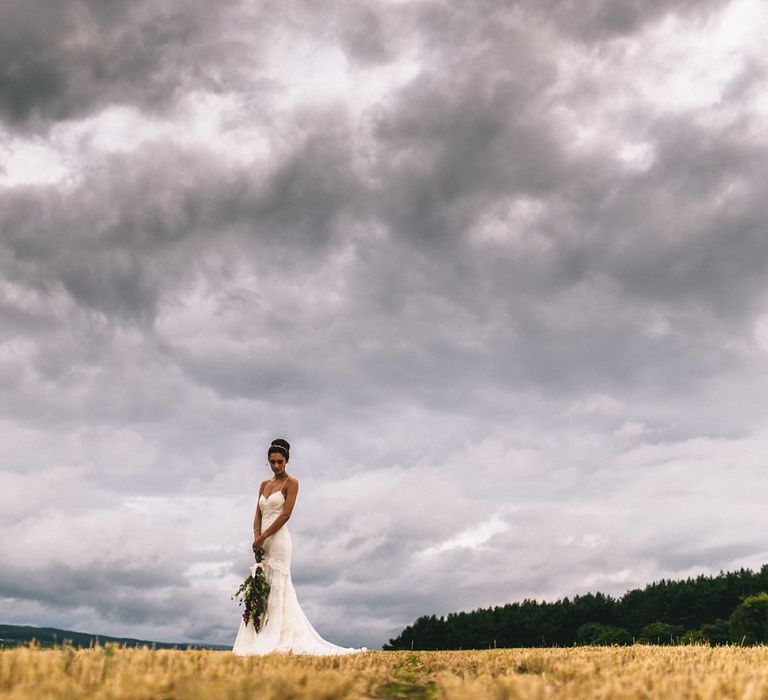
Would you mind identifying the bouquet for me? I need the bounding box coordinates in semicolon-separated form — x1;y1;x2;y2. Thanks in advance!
232;546;271;632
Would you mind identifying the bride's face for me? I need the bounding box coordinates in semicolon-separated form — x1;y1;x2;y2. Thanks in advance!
268;452;287;475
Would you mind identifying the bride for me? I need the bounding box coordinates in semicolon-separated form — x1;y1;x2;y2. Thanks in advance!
232;438;368;655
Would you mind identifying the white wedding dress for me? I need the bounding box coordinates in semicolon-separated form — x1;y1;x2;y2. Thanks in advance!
232;489;368;655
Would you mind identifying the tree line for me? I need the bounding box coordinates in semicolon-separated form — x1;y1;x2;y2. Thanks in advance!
384;563;768;649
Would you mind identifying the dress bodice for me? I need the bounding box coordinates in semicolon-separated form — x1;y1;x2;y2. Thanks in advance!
259;490;286;518
259;490;290;573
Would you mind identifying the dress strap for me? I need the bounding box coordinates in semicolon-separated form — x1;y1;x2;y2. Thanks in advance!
266;476;289;496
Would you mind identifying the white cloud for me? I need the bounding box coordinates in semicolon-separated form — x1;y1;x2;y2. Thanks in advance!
417;514;510;556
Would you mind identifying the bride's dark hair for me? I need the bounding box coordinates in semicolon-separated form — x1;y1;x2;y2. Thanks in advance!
268;438;290;461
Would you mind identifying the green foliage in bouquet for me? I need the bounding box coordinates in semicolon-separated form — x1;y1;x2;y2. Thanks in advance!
232;547;271;632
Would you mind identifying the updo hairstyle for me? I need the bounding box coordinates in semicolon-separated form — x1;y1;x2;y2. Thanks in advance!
267;438;290;461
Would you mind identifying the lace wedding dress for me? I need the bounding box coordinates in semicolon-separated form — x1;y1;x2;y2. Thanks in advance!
232;489;368;655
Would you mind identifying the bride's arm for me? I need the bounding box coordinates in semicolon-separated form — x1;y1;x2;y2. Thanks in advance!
253;480;267;538
261;478;299;539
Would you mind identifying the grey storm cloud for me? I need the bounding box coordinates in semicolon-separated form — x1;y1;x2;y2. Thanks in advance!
3;0;768;650
1;108;363;319
515;0;729;41
0;0;245;131
0;0;732;130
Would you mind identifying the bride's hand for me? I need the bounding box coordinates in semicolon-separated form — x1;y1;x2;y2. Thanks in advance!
252;535;266;552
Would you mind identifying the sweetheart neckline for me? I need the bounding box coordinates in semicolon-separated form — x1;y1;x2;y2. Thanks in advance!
260;490;285;501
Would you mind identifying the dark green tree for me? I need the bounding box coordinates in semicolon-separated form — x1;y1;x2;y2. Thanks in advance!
575;622;632;645
679;629;708;644
728;592;768;645
383;564;768;650
700;618;730;645
638;622;685;644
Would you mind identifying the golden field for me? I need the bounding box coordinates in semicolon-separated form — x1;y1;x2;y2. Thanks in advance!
3;642;768;699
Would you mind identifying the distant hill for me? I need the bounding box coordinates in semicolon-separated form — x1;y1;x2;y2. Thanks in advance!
0;624;231;650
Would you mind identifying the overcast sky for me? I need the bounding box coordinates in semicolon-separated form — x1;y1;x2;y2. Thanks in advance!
3;0;768;650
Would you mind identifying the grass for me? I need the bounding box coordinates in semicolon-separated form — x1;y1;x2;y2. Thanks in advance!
2;641;768;698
